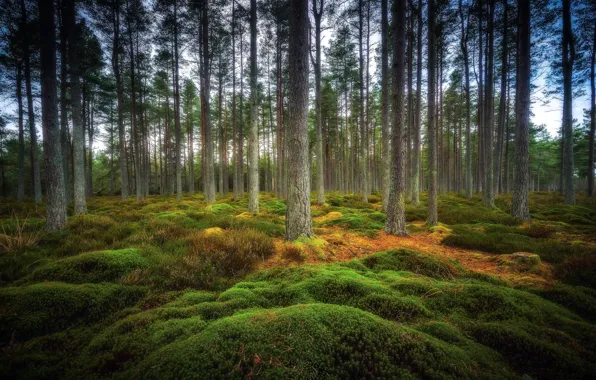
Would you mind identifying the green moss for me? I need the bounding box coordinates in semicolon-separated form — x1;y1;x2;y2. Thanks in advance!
135;304;512;379
207;203;236;214
0;282;147;341
26;249;149;283
355;249;458;279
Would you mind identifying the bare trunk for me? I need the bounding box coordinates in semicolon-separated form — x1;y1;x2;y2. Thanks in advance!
511;0;531;220
248;0;259;211
39;0;67;230
562;0;575;204
285;0;312;241
66;0;87;214
427;0;438;225
386;0;407;236
381;0;390;210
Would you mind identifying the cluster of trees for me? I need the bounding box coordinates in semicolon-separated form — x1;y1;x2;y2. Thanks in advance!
0;0;594;238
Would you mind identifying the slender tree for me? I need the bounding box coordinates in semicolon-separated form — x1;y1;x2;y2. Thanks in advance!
248;0;259;211
66;0;87;213
39;0;67;230
562;0;575;204
511;0;530;220
381;0;390;210
285;0;311;241
386;0;407;236
427;0;438;226
20;0;41;203
313;0;325;205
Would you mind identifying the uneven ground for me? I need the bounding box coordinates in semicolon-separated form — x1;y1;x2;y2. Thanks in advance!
0;191;595;379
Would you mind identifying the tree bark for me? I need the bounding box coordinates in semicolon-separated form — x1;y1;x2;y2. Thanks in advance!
511;0;530;221
381;0;390;210
285;0;312;241
21;0;41;203
386;0;407;236
313;0;325;205
248;0;259;211
459;0;472;199
483;0;495;207
65;0;87;214
589;20;595;197
39;0;67;230
16;64;25;201
562;0;575;204
201;0;215;203
495;0;507;195
427;0;438;225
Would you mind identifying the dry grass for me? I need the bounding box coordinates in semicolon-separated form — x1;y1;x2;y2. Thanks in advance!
0;214;44;254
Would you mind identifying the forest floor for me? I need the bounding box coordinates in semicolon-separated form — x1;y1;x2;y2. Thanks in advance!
0;191;595;379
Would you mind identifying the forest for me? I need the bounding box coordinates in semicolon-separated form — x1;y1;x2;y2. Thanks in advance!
0;0;595;378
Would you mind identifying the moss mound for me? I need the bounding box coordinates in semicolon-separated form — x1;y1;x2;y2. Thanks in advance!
0;282;147;342
135;304;511;379
27;249;149;283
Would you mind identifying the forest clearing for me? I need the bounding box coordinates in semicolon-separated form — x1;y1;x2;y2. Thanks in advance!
1;0;596;378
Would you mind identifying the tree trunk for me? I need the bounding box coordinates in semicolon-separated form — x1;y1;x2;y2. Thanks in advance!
427;0;438;225
459;0;472;199
495;0;507;195
39;0;67;230
201;1;215;203
589;20;595;196
358;0;368;202
386;0;407;236
174;0;182;200
16;64;25;201
381;0;390;210
285;0;312;241
21;0;41;203
313;0;325;205
111;0;128;199
511;0;531;220
412;0;422;205
66;0;87;214
483;0;495;207
562;0;575;204
248;0;259;212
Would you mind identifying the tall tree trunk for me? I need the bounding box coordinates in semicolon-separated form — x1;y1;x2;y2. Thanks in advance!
495;0;507;195
66;0;87;214
427;0;438;226
201;1;215;203
276;13;285;199
174;0;182;200
219;65;224;197
285;0;312;241
358;0;368;202
412;0;422;205
16;64;25;201
459;0;472;199
562;0;575;204
125;0;142;201
589;21;595;197
477;0;484;194
386;0;407;236
232;1;239;201
39;0;67;230
248;0;259;212
188;90;195;194
406;1;414;201
111;0;128;199
313;0;325;205
511;0;530;220
483;0;495;207
381;0;390;210
21;0;41;203
59;1;71;203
